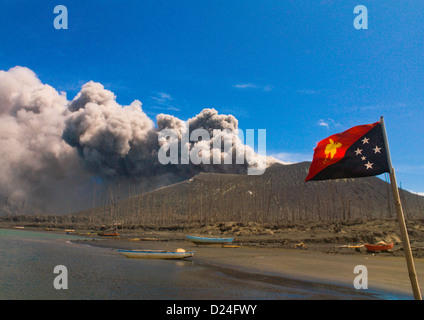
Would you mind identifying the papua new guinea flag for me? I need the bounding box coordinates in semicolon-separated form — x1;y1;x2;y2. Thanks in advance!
305;121;390;181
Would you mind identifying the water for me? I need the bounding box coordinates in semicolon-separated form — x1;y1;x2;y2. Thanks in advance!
0;228;392;300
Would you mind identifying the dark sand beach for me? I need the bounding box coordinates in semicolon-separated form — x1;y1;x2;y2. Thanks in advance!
64;219;424;299
3;218;424;299
71;234;422;299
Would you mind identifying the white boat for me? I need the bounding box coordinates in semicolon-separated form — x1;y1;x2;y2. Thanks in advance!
117;249;195;259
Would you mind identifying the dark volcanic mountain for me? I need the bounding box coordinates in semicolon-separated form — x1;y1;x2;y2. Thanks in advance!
75;162;424;226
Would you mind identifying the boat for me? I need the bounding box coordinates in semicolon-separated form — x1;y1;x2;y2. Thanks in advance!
337;244;364;249
98;231;119;237
140;237;160;241
117;248;195;259
346;245;364;249
186;235;234;245
364;242;394;252
336;244;364;252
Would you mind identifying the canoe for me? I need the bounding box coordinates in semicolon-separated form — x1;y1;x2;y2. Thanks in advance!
186;235;233;245
346;245;364;249
98;232;119;237
364;243;394;252
337;245;364;249
117;249;195;259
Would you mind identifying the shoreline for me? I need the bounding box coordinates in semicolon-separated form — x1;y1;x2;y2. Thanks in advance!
68;232;421;299
3;222;424;299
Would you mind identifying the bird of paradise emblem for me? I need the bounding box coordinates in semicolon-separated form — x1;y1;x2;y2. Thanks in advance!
323;139;342;164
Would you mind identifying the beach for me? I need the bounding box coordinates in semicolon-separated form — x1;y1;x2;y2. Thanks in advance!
68;226;424;299
3;218;424;299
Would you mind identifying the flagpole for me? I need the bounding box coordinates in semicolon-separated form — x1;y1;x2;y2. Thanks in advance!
380;116;422;300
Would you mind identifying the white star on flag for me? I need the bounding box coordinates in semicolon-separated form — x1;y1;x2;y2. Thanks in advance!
362;137;370;144
373;146;382;154
365;161;374;169
354;148;363;155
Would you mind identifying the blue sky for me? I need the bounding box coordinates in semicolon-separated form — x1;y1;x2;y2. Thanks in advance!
0;1;423;193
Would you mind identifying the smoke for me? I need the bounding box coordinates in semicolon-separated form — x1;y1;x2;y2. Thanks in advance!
63;81;160;179
0;66;274;215
0;66;92;214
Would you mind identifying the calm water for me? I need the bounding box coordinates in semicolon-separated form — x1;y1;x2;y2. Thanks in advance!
0;228;394;300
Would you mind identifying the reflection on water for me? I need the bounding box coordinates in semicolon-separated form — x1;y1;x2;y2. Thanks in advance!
0;228;393;300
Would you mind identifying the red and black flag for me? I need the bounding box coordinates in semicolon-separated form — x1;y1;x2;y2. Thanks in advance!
305;121;390;181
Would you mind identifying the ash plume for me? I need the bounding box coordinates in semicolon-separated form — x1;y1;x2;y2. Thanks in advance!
0;66;91;214
0;66;275;215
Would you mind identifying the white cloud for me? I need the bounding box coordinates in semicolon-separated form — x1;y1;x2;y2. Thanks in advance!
234;83;257;89
150;105;181;112
317;118;341;129
233;83;273;92
318;119;329;129
149;91;181;112
151;91;172;103
297;89;319;95
408;190;424;197
270;151;312;164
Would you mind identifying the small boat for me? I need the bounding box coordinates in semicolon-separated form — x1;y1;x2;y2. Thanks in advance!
346;245;364;249
186;235;234;245
140;237;160;241
337;244;364;252
98;232;119;237
117;249;195;259
337;244;364;249
364;242;394;252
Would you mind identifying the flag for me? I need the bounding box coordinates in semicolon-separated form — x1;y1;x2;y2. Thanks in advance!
305;121;390;181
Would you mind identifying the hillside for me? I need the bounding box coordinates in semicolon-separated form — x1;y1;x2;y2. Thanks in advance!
72;162;424;227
